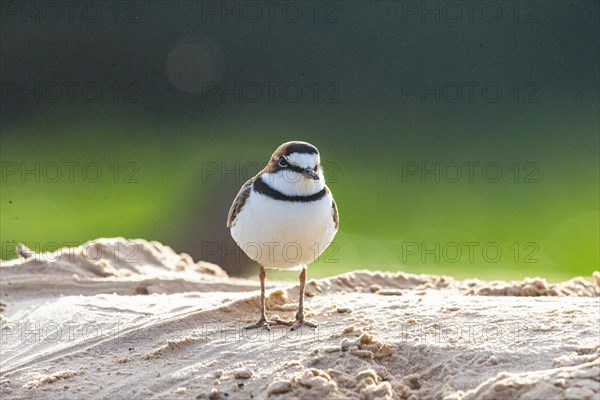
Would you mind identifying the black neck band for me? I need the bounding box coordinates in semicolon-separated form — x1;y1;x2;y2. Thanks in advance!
253;177;327;202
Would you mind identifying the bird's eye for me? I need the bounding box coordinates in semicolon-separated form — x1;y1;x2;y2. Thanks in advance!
278;156;289;167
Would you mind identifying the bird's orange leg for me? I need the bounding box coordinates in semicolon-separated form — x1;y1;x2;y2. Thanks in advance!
272;266;317;331
244;265;275;330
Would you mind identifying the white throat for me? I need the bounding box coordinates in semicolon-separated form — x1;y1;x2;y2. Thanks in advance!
261;169;325;197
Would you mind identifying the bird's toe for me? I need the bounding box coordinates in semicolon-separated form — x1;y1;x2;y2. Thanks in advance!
244;319;272;331
290;319;318;331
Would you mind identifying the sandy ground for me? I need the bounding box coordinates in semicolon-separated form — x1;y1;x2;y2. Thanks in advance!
1;238;598;400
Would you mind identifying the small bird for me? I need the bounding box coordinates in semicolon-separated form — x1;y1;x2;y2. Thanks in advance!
227;141;339;331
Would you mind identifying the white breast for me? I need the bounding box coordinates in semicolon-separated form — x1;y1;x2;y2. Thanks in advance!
230;190;337;270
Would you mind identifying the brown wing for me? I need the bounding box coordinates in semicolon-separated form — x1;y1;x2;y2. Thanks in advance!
332;197;339;230
326;185;339;230
226;177;254;228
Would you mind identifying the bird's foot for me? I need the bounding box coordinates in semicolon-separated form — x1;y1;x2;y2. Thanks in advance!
272;317;317;331
244;318;275;331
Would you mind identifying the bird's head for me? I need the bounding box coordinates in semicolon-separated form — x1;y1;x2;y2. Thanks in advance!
261;141;325;196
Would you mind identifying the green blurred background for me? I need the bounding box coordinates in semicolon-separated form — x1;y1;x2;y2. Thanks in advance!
1;1;598;281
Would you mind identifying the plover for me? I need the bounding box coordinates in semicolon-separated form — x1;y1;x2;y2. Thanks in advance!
227;141;339;330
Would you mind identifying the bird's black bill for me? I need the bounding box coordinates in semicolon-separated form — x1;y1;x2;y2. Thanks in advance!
287;164;320;180
302;168;320;180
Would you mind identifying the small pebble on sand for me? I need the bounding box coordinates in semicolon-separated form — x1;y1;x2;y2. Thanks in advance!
342;325;356;333
267;380;292;395
359;333;374;346
233;367;253;379
340;338;353;351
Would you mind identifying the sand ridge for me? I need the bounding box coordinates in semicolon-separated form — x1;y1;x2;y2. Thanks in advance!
1;238;598;399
